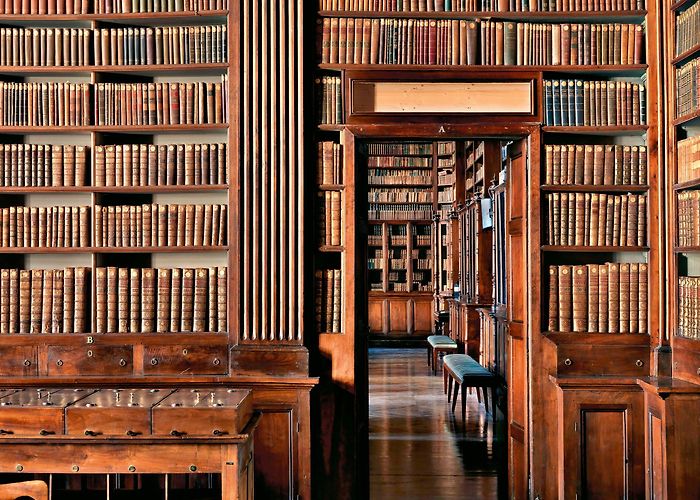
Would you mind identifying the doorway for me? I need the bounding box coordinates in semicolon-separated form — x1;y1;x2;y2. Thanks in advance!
347;129;534;499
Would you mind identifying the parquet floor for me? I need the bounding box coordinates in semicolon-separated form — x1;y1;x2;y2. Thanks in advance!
369;348;506;500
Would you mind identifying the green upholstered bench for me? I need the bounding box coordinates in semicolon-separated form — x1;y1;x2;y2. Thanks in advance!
442;354;497;420
426;335;458;374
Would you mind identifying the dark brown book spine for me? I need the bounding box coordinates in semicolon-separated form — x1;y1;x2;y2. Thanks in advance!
217;267;227;333
170;268;182;333
157;268;171;332
141;268;155;333
548;266;558;331
29;269;42;334
193;268;207;332
608;263;620;333
130;268;140;333
207;267;217;332
558;266;572;332
181;268;194;332
572;265;588;332
41;269;53;333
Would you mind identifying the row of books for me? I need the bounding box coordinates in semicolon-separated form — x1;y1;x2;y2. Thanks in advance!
677;136;700;185
0;82;90;127
94;203;227;248
0;1;227;14
547;262;648;334
1;206;90;248
368;156;431;168
368;203;433;220
317;141;343;185
0;267;88;334
677;190;700;247
0;0;87;14
319;0;646;12
546;192;646;247
317;76;343;125
320;18;644;66
94;25;228;66
95;266;227;334
678;276;700;340
366;142;432;155
314;269;342;333
96;78;228;126
0;28;90;67
368;169;432;185
544;79;646;127
368;188;433;203
0;144;87;187
675;58;699;119
95;0;228;13
318;191;342;247
544;144;648;186
95;143;226;187
676;2;699;58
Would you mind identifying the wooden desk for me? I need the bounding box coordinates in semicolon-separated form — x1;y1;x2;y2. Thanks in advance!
0;413;259;500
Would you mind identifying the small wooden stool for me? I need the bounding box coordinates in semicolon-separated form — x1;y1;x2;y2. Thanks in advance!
427;335;458;374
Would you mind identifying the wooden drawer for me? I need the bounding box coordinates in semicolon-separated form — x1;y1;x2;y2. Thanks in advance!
47;346;133;376
66;388;174;437
0;389;94;436
557;344;650;376
143;345;228;376
0;346;38;376
152;389;252;437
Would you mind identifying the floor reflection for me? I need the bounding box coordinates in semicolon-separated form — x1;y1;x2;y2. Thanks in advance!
369;348;506;500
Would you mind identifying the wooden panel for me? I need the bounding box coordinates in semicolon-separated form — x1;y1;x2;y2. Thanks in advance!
240;0;304;344
556;345;650;376
254;410;292;500
47;346;133;376
581;410;627;499
0;346;37;376
388;299;408;334
142;345;228;376
368;298;385;334
413;298;433;334
650;413;664;499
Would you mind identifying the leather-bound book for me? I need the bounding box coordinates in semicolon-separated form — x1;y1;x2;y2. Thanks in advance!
589;193;599;246
466;21;478;66
51;145;63;186
332;269;342;333
558;266;573;332
551;193;560;245
0;269;9;334
117;268;129;332
141;268;156;333
548;266;559;331
105;267;118;333
574;145;585;184
619;263;631;333
170;268;182;332
128;268;140;333
157;204;167;246
181;268;194;332
597;264;609;333
619;194;629;246
592;145;604;185
41;269;53;333
605;196;614;245
629;263;639;333
607;263;620;333
8;269;19;334
638;194;646;246
63;144;75;187
582;145;594;185
583;82;591;125
177;205;186;246
560;192;569;245
566;145;575;184
49;268;62;333
552;81;561;126
622;146;632;184
544;82;554;127
142;204;152;247
361;19;372;65
75;145;86;186
194;204;204;246
603;145;615;185
633;25;643;64
638;146;647;185
627;194;638;246
207;267;217;332
28;269;41;334
587;265;599;332
574;192;585;246
203;204;213;247
612;196;621;245
217;267;227;333
193;267;207;332
630;146;639;185
545;145;553;185
639;263;648;334
561;24;571;66
156;268;171;333
167;204;178;246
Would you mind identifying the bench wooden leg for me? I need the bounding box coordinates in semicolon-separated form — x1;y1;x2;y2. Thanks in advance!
476;386;482;404
447;375;453;402
484;386;490;415
461;383;467;421
432;349;439;375
443;367;448;394
451;382;459;413
427;346;431;367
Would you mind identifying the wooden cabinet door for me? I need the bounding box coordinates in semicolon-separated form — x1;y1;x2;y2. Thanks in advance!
506;139;529;499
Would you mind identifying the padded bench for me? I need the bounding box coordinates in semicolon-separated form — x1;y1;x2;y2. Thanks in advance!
426;335;458;374
443;354;498;420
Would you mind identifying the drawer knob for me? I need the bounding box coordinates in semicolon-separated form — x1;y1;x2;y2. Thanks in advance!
182;349;188;355
636;360;644;367
23;359;31;367
212;429;228;436
86;350;93;357
213;358;221;366
84;430;100;437
56;359;64;367
0;429;14;435
16;465;23;472
72;465;80;472
564;358;573;366
39;429;54;436
189;465;198;472
150;358;159;366
119;359;127;367
170;430;185;437
126;430;140;437
128;465;136;473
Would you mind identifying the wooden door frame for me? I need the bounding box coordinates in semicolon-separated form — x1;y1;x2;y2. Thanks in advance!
343;122;541;499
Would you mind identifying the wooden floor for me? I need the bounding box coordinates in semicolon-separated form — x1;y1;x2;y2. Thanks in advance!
369;348;506;500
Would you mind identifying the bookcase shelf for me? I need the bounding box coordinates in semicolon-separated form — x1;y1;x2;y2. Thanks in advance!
319;245;345;253
674;178;700;191
319;184;345;191
542;245;650;252
540;185;650;193
318;64;648;76
0;332;227;346
0;185;229;194
544;332;650;344
674;246;700;253
671;0;694;11
673;109;700;127
542;126;648;136
318;9;648;22
0;63;229;75
672;43;700;65
0;10;229;22
318;124;345;132
0;124;229;134
0;246;228;254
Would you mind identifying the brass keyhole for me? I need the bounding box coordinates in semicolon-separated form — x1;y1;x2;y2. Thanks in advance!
564;359;572;366
150;358;158;366
23;360;31;367
636;360;644;367
56;360;64;367
87;350;93;358
119;359;127;367
213;358;221;366
182;349;188;355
